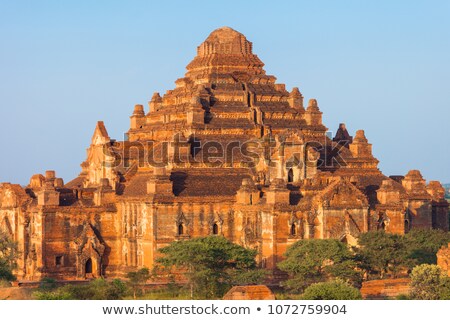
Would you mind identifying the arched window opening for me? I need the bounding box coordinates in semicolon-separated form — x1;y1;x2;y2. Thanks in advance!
288;168;294;183
212;223;219;235
290;223;297;236
178;223;184;235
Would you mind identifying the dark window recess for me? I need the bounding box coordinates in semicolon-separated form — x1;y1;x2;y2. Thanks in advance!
55;256;63;267
178;223;184;235
85;258;93;273
290;223;297;236
213;223;219;235
288;168;294;183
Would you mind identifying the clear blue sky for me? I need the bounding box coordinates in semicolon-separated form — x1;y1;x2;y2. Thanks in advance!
0;0;449;185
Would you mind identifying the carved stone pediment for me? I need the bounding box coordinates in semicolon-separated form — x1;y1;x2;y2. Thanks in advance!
208;212;223;226
175;212;190;226
73;222;105;257
73;222;105;278
318;178;368;209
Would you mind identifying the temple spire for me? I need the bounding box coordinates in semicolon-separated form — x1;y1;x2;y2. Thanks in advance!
185;26;265;83
91;121;110;146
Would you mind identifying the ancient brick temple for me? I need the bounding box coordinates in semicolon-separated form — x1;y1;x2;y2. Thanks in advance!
0;27;448;280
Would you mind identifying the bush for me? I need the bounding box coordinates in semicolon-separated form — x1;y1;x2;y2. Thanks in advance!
0;279;12;288
439;277;450;300
34;278;128;300
33;290;73;300
39;278;58;291
410;264;449;300
0;261;16;281
301;280;362;300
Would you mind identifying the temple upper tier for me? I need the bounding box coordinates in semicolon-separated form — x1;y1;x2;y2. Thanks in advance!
128;26;325;143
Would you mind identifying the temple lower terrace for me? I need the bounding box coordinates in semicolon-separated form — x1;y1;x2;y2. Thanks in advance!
0;27;448;280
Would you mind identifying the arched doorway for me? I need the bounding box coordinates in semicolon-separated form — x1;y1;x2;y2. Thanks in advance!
85;258;93;274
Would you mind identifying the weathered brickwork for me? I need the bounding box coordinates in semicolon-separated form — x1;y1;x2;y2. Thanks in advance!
0;27;448;280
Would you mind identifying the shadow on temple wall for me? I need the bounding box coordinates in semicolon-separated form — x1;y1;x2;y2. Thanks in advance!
170;172;188;196
365;184;380;205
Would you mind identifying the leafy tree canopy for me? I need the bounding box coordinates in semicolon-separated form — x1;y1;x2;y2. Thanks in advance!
277;239;361;293
156;236;265;299
403;229;450;266
356;230;450;278
355;231;407;278
126;267;151;299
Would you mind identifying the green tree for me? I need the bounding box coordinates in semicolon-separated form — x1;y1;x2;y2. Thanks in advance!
410;264;442;300
409;264;450;300
439;276;450;300
403;229;450;266
355;231;407;279
302;279;362;300
277;239;361;293
156;236;265;299
126;267;151;299
0;230;19;281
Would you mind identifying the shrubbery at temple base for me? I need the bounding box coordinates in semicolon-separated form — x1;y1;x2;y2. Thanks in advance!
301;279;362;300
13;230;450;300
410;264;450;300
33;278;127;300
